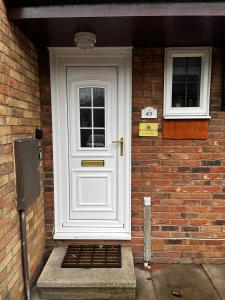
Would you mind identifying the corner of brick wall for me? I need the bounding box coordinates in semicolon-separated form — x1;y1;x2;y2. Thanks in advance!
0;1;46;299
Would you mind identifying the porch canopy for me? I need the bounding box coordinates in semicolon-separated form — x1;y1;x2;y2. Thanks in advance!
6;0;225;47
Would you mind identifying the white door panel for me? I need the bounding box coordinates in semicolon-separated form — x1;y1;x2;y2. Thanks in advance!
70;169;115;213
67;67;119;226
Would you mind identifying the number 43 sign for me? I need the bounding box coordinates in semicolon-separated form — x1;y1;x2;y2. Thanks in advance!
141;107;157;119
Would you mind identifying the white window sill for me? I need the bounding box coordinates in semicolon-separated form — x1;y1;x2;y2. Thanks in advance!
164;115;211;119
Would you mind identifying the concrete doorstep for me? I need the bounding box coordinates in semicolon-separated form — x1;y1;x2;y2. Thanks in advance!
32;265;155;300
36;247;136;300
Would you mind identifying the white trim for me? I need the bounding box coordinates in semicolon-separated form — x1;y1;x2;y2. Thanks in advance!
48;47;133;55
54;232;131;240
49;47;132;240
164;115;212;120
163;47;212;119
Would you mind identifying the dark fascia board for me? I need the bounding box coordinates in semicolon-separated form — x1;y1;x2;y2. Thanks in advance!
7;2;225;19
6;0;225;8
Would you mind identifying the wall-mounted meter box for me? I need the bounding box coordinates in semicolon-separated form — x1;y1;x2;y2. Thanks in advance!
14;138;40;210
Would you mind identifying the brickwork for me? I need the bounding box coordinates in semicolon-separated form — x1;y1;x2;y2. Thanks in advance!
132;47;225;263
40;47;225;264
0;1;45;299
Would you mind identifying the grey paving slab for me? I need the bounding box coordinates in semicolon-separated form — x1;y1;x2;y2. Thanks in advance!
135;266;156;300
37;247;136;289
203;264;225;300
151;264;221;300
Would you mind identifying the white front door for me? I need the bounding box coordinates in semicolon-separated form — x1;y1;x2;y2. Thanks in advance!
67;66;121;224
49;48;132;240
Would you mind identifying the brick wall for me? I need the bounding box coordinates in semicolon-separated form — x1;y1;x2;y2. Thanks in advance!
40;47;225;264
133;47;225;263
0;1;46;299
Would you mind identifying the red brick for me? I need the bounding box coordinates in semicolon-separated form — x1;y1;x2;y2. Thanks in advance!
0;1;45;298
0;161;14;175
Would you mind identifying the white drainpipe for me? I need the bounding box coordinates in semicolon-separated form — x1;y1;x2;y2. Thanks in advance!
144;197;151;267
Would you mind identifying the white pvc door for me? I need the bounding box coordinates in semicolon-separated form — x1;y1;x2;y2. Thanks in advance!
67;66;120;224
49;48;132;240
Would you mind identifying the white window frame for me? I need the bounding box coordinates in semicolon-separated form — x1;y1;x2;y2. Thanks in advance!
163;47;212;119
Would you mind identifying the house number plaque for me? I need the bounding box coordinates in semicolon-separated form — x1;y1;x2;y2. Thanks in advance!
139;123;158;137
141;107;157;119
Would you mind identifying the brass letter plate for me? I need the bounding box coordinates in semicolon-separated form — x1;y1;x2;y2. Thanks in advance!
81;160;105;167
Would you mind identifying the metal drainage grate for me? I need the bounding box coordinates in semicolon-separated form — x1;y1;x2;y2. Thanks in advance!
61;245;121;268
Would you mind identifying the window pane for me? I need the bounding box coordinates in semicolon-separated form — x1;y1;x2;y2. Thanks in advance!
187;57;201;82
94;129;105;147
93;88;104;107
94;109;105;127
79;87;106;148
173;58;187;82
186;83;200;107
80;88;91;107
80;109;92;127
81;129;92;147
172;83;185;107
172;57;201;107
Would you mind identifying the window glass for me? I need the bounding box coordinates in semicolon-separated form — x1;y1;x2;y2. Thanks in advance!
80;109;92;127
172;57;201;107
79;87;105;148
93;88;105;107
94;129;105;148
80;88;91;107
80;129;92;148
94;109;105;127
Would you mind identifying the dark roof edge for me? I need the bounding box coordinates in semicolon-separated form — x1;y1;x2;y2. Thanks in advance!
6;0;225;8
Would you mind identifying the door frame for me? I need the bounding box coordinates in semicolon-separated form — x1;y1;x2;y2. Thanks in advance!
49;47;132;240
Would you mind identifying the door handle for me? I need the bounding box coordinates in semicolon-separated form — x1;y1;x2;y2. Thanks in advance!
112;137;124;156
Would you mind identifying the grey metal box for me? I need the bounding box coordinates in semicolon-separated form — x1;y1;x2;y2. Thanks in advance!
14;138;40;210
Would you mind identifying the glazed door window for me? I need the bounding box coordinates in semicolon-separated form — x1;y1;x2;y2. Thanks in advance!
79;87;105;148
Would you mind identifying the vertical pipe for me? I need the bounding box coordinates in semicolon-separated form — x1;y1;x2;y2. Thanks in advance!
19;210;31;300
144;197;151;262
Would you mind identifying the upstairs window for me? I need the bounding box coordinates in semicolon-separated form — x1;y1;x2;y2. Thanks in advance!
164;48;212;119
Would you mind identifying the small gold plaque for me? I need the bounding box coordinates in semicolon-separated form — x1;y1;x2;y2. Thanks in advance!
139;123;158;137
81;160;105;167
